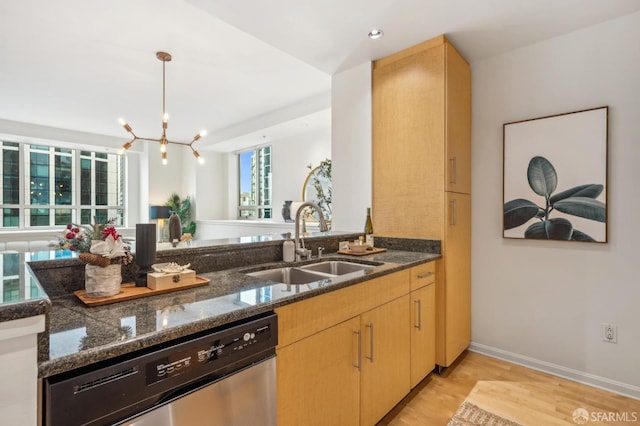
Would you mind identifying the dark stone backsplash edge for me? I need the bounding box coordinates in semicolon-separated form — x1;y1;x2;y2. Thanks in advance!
374;236;441;254
29;233;440;297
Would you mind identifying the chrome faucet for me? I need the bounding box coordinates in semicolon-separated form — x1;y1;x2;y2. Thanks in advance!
294;201;329;261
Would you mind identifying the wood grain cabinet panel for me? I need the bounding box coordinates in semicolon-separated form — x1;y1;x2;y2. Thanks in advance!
373;34;471;368
276;269;419;425
444;43;472;194
441;193;471;365
276;317;361;426
360;295;411;426
410;262;436;292
410;282;436;388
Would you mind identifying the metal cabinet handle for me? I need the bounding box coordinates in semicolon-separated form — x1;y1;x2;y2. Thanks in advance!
365;323;374;363
450;199;457;226
414;299;422;330
353;330;361;370
449;157;457;184
416;272;434;280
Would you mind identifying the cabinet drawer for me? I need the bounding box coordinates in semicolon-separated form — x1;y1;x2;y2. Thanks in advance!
410;262;436;291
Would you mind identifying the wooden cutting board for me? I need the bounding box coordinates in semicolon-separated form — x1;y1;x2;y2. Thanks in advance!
74;276;210;307
337;247;387;256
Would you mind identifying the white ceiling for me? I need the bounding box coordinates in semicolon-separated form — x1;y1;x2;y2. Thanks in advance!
1;1;639;152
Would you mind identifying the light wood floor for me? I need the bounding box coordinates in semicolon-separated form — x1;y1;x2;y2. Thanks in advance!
379;351;640;425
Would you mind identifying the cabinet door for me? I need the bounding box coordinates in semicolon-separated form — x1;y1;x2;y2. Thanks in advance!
277;317;361;426
442;192;471;366
410;283;436;388
444;42;471;194
360;295;410;426
373;46;446;239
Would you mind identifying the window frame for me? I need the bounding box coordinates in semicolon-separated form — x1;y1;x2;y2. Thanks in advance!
0;140;126;230
237;145;272;219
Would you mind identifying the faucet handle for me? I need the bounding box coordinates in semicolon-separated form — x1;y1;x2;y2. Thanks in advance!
318;247;325;258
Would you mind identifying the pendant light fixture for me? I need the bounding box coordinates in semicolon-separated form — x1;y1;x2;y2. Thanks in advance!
118;51;206;165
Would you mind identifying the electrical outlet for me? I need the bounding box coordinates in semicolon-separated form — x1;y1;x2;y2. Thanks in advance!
603;324;617;343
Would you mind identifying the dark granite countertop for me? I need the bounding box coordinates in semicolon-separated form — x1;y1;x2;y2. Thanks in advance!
0;251;51;322
38;249;440;378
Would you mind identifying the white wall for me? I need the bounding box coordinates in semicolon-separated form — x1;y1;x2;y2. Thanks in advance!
272;128;331;216
148;142;185;205
0;315;45;426
331;61;372;232
471;11;640;397
181;144;197;208
195;151;227;220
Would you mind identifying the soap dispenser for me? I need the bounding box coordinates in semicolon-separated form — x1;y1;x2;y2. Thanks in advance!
283;232;295;262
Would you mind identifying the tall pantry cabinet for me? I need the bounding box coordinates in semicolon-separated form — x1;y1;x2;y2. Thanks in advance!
372;35;471;368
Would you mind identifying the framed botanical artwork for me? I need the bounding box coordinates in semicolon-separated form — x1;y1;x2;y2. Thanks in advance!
503;106;608;242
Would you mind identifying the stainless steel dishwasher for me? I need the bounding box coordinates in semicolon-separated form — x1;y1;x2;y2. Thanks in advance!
43;312;277;426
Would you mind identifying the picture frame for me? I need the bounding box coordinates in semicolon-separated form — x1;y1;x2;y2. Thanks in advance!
503;106;608;242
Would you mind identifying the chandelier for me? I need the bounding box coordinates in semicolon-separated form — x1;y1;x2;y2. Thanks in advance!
118;51;206;165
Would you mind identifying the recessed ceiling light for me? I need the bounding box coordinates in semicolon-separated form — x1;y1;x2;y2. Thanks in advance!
368;29;384;40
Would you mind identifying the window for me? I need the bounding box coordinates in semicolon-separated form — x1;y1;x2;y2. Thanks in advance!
0;141;125;229
238;146;272;219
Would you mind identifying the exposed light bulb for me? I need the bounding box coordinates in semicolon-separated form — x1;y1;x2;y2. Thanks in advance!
162;151;168;165
119;118;133;133
160;143;167;153
192;149;204;164
192;130;207;142
119;141;133;155
163;112;169;123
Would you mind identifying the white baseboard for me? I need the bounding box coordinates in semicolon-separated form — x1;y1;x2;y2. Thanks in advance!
468;342;640;401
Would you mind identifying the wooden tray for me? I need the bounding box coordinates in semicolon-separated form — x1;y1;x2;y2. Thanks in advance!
337;247;387;256
74;276;210;307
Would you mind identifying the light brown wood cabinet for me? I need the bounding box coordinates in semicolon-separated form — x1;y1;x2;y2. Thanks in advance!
409;263;436;388
440;193;471;365
360;295;410;426
275;265;437;424
276;317;361;426
275;269;417;426
372;34;471;368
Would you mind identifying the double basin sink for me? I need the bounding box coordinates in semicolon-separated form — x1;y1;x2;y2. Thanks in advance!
246;260;379;285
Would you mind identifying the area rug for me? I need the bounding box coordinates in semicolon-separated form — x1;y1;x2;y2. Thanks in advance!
447;400;524;426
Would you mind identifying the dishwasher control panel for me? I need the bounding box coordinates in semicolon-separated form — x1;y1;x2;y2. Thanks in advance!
44;312;277;426
145;319;273;385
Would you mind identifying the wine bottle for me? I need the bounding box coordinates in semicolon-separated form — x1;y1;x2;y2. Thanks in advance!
364;207;374;246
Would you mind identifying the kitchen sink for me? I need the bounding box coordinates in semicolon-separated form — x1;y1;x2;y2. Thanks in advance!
299;261;374;275
246;267;329;285
245;260;379;285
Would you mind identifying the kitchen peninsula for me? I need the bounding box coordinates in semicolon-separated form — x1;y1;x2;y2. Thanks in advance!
1;233;441;425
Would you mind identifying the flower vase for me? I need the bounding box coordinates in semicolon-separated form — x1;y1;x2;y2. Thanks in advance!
85;264;122;297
